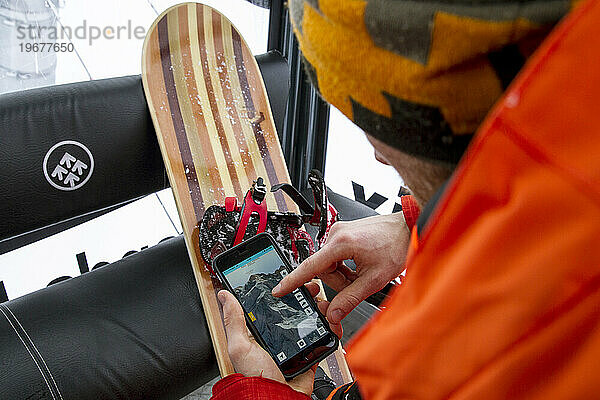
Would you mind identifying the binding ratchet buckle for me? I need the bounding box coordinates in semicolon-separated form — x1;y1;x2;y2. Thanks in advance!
198;170;338;275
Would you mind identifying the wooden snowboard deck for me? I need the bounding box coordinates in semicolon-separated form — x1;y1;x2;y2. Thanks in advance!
141;2;351;384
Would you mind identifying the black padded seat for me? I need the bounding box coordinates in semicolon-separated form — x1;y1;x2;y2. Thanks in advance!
0;236;216;400
0;51;289;255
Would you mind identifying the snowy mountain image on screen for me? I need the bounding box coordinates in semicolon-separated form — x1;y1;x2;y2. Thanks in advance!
233;265;323;362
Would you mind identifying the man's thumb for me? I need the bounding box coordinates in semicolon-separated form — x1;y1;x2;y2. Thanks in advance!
327;280;371;324
218;290;248;343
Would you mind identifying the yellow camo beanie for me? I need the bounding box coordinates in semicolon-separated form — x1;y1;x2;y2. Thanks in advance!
289;0;573;164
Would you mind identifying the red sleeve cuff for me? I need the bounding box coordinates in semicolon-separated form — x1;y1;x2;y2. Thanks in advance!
400;195;420;232
211;374;311;400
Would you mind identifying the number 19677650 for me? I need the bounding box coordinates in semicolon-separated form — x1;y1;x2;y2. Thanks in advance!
20;42;74;52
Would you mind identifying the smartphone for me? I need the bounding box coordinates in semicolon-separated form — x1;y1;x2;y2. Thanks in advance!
213;233;339;379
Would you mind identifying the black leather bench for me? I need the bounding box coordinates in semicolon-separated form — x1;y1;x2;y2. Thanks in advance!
0;51;378;399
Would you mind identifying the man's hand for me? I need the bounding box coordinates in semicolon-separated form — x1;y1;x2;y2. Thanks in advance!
272;213;410;325
218;282;323;396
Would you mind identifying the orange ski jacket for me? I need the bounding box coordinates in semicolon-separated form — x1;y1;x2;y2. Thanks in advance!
347;0;600;398
209;1;600;399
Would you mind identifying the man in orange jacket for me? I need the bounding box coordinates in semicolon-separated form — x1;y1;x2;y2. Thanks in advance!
211;0;600;398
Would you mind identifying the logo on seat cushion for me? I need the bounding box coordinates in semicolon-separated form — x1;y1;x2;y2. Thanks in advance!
43;141;94;191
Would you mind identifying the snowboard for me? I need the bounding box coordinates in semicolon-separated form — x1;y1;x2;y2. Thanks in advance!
141;2;352;385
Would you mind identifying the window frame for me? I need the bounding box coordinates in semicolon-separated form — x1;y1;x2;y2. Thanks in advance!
267;0;330;191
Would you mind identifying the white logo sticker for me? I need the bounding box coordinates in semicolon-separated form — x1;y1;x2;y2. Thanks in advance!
43;141;94;191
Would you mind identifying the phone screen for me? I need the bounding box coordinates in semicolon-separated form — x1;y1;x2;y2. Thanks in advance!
222;245;329;365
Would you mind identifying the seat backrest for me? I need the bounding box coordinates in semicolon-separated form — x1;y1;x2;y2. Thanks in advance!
0;51;289;254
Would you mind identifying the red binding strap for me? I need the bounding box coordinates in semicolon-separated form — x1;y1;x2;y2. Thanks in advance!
233;190;268;246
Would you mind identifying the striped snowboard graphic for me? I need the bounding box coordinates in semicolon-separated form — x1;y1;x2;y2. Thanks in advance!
142;3;351;384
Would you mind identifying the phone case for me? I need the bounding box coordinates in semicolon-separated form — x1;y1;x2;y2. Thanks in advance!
213;233;339;379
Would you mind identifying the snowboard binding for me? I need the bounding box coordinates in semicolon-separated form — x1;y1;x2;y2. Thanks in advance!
198;169;338;275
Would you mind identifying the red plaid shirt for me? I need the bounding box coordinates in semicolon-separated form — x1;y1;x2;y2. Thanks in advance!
400;195;420;232
210;374;309;400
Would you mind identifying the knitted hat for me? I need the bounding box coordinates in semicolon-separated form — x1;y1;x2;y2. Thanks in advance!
289;0;572;164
